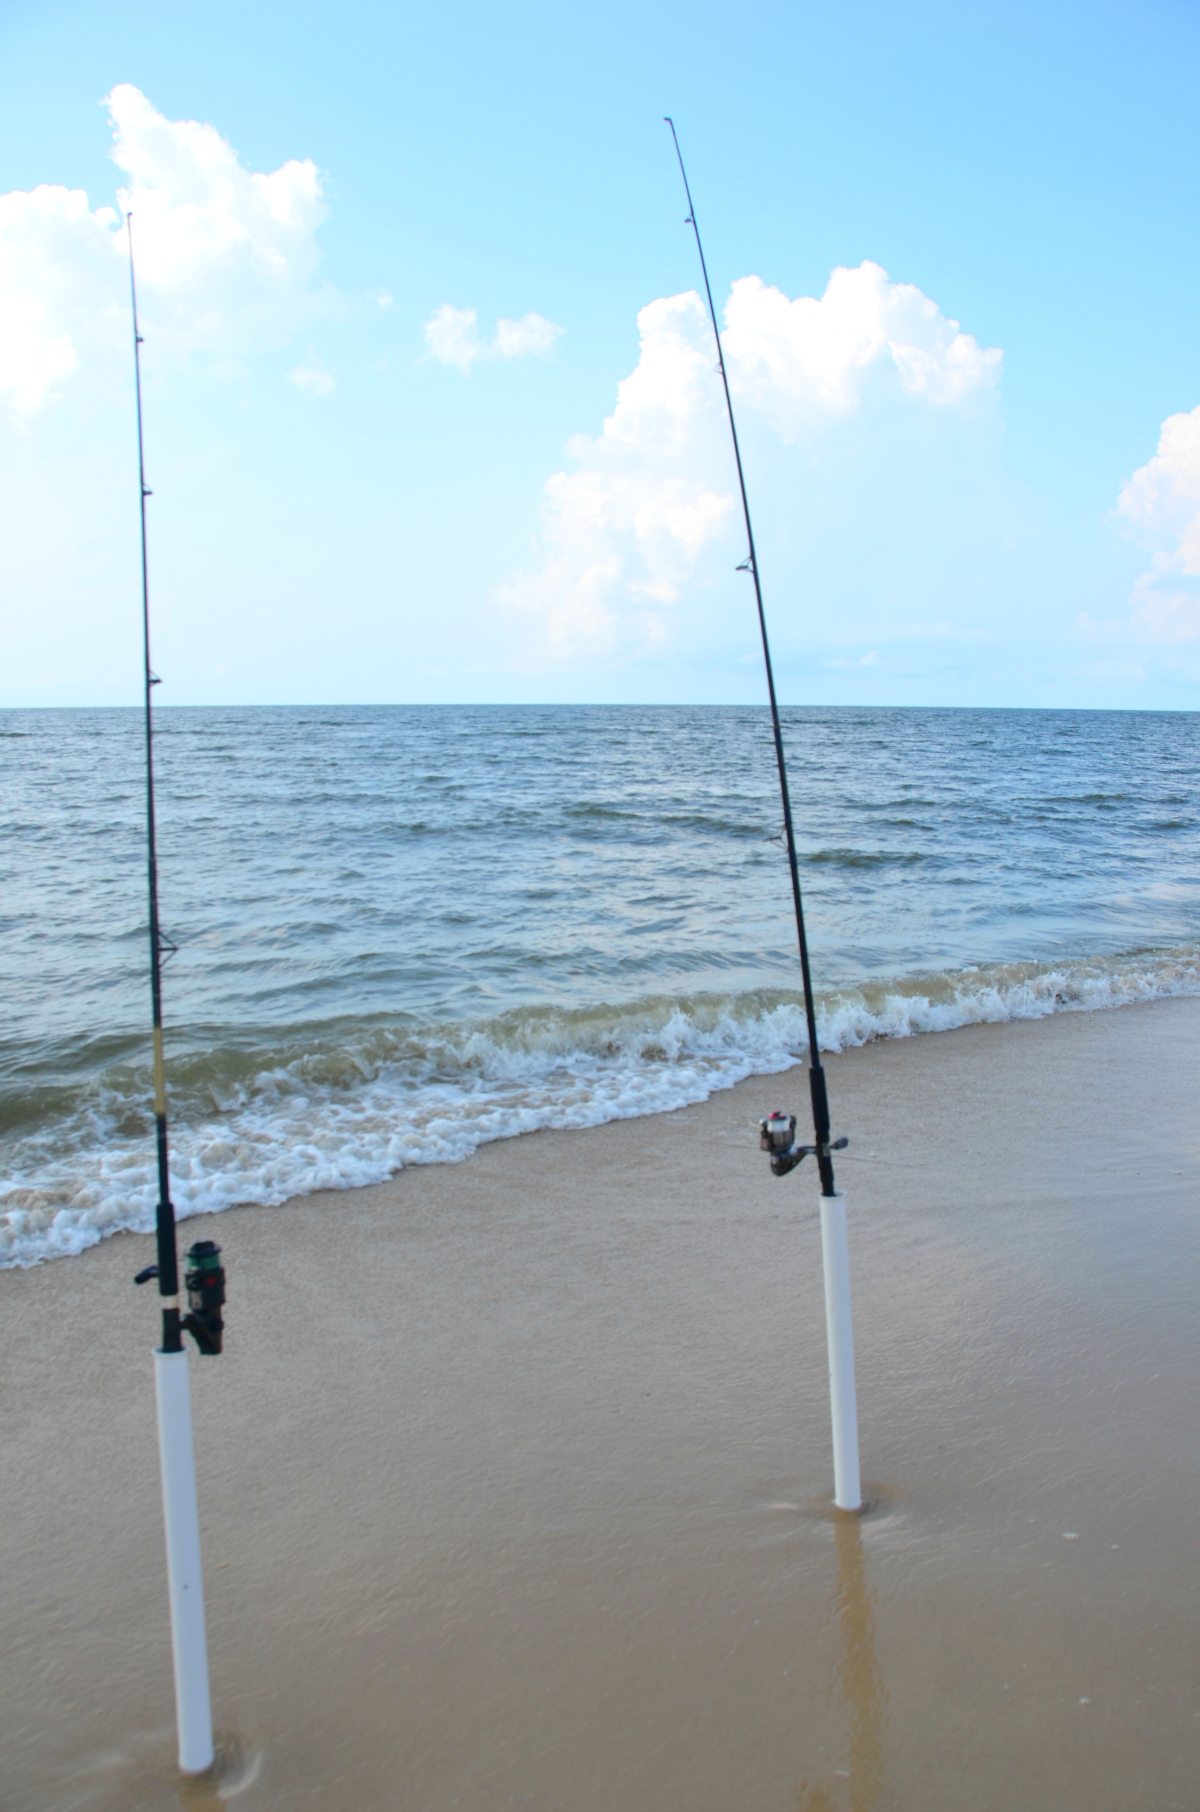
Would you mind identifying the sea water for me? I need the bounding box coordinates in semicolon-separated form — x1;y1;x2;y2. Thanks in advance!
2;704;1197;1265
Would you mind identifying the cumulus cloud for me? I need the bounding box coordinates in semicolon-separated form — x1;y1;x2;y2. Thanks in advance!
1115;404;1200;643
0;83;328;414
423;303;563;372
0;184;117;413
725;262;1000;427
0;185;101;411
498;263;1001;661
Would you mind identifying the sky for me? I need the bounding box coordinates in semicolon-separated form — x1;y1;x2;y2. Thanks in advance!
2;0;1199;710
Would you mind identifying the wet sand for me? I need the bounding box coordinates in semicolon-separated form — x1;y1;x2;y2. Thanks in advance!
3;997;1199;1811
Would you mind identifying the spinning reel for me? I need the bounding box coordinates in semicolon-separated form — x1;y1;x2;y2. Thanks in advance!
759;1111;848;1179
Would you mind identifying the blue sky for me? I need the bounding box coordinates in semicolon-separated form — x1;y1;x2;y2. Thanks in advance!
2;0;1199;708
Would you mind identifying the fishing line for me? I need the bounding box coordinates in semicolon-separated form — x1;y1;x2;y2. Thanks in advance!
664;119;844;1196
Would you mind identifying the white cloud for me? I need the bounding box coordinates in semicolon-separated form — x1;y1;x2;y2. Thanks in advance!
424;303;564;372
0;184;117;413
496;289;734;657
498;265;1001;662
0;84;328;415
494;312;563;359
1116;404;1200;643
723;263;1000;430
423;303;482;372
0;186;95;411
288;349;334;395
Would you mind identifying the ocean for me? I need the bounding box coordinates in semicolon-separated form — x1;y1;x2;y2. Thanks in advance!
2;703;1197;1267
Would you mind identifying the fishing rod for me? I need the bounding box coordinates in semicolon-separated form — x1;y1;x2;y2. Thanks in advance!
126;217;226;1357
664;122;861;1511
663;118;845;1197
128;212;182;1353
125;212;224;1775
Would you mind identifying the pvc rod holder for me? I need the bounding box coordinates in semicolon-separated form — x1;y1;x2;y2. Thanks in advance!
819;1192;862;1512
154;1348;214;1774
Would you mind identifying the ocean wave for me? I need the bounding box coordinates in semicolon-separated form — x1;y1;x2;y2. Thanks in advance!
2;944;1197;1268
804;846;932;868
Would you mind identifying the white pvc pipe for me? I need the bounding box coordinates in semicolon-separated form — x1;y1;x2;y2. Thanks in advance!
819;1192;862;1512
154;1348;215;1775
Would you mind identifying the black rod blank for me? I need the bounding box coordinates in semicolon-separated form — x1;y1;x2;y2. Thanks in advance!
664;120;838;1196
127;214;183;1349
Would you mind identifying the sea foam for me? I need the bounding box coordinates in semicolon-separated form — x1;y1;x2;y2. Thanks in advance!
2;945;1196;1268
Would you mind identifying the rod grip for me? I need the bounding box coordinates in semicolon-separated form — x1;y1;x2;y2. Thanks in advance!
809;1063;831;1144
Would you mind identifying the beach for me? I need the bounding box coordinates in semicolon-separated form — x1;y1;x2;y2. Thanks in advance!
3;994;1198;1810
5;13;1200;1801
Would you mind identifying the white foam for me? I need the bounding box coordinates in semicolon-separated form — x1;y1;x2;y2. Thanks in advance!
2;946;1197;1267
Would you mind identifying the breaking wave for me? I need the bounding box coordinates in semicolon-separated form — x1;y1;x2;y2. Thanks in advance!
2;944;1196;1268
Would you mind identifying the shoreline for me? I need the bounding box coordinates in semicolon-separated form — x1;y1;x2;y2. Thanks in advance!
3;996;1199;1809
6;948;1200;1270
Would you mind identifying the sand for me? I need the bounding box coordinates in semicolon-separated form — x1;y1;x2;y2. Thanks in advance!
3;996;1199;1811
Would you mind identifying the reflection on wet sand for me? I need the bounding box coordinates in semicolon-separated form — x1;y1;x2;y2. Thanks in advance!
4;1000;1199;1809
799;1512;887;1812
177;1737;260;1808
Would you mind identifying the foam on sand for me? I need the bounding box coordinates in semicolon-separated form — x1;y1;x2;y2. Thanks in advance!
2;943;1196;1266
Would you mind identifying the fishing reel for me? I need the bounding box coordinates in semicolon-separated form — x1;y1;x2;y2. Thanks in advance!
759;1111;848;1179
135;1239;226;1354
182;1241;225;1355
